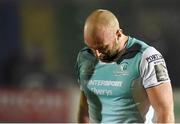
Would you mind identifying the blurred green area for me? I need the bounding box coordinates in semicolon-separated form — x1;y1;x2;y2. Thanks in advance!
0;0;180;122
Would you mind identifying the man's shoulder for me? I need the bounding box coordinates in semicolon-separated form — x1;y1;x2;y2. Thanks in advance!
77;47;94;62
141;46;162;61
78;47;93;56
127;36;151;52
132;37;161;55
79;47;91;53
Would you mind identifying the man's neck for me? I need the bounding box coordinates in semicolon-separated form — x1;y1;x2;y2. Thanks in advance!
117;34;128;52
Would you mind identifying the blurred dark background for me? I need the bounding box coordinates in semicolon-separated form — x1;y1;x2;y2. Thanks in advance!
0;0;180;122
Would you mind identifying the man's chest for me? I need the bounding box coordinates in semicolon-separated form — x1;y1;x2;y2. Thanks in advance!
79;59;140;97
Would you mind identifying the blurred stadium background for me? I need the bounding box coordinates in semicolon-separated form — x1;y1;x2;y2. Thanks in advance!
0;0;180;122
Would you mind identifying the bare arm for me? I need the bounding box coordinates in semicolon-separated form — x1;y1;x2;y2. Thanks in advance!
146;82;175;123
77;91;89;123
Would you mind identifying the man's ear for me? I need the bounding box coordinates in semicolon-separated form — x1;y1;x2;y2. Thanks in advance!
116;29;122;38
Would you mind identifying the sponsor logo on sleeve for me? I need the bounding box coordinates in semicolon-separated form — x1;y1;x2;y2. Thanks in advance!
154;63;169;82
146;54;163;63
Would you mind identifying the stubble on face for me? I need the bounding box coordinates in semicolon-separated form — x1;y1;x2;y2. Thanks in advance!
98;39;121;62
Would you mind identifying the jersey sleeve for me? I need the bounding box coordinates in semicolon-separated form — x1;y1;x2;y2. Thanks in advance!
140;46;171;88
75;52;83;90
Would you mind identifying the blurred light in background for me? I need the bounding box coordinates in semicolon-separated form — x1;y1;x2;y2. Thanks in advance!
0;0;180;122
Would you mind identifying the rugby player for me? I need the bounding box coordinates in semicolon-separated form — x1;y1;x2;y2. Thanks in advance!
76;9;174;123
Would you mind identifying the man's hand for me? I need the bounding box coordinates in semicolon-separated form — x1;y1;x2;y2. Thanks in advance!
77;91;89;123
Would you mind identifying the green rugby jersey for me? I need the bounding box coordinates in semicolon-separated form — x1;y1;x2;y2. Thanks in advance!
76;36;170;123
